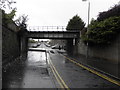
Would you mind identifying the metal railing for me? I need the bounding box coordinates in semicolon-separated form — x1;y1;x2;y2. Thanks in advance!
28;26;66;31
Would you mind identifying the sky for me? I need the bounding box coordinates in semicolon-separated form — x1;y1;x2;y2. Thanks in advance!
13;0;120;30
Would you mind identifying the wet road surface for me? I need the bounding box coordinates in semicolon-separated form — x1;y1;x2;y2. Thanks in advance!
2;42;120;89
3;43;56;88
49;50;119;88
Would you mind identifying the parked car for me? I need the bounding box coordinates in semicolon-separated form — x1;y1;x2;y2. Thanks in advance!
52;45;62;49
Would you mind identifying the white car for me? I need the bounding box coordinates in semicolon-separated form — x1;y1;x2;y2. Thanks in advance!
52;44;62;49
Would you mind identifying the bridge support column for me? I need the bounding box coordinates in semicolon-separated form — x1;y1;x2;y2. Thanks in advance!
18;29;28;56
67;38;79;56
73;38;79;55
67;39;73;55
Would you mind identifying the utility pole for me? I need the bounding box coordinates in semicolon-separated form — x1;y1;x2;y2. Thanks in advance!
82;0;90;58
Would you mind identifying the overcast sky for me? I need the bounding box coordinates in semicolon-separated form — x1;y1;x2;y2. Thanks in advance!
14;0;119;29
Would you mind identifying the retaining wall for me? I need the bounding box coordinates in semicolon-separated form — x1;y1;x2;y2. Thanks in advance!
78;35;120;63
2;26;20;65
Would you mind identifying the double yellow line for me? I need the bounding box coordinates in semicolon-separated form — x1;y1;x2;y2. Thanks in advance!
63;55;120;87
49;57;70;90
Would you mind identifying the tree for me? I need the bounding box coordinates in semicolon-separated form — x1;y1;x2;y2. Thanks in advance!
15;14;28;29
66;15;85;31
0;0;16;12
1;0;28;30
82;16;120;46
81;3;120;46
2;8;16;24
1;0;16;25
97;4;120;21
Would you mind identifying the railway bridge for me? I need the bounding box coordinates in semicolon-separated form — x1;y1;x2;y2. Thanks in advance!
21;26;80;54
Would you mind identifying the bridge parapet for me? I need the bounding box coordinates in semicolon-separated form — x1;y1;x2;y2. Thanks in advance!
28;26;66;31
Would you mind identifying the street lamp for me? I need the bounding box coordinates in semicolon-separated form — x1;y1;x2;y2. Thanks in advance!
82;0;90;58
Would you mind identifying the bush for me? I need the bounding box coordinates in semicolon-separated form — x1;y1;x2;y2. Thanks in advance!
2;9;16;25
82;16;120;46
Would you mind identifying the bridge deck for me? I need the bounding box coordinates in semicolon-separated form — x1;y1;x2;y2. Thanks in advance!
26;31;80;39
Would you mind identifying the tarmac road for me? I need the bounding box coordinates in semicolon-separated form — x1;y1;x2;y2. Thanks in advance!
2;42;120;89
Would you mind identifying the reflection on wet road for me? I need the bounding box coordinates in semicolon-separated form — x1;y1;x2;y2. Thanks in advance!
22;51;55;88
3;45;56;88
49;51;120;88
3;42;120;89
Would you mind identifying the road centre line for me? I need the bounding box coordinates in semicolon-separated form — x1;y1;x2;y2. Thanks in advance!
63;55;120;87
49;61;64;88
47;53;63;88
48;54;70;90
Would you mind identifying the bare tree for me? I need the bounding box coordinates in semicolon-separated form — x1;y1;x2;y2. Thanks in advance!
0;0;16;11
15;14;28;29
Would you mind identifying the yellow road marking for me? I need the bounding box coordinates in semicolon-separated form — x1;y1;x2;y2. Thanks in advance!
49;57;70;90
49;62;64;88
63;55;120;86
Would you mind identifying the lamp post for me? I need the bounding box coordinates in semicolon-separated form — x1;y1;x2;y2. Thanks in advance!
82;0;90;58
